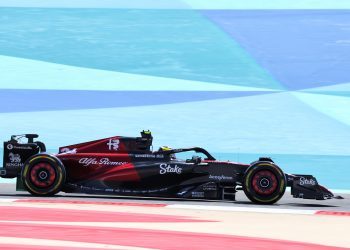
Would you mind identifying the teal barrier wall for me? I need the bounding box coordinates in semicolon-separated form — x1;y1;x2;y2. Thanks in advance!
0;1;349;188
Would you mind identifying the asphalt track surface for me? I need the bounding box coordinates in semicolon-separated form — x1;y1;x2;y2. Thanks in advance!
0;183;349;211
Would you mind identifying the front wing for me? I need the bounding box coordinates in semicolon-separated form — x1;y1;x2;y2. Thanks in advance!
286;174;343;200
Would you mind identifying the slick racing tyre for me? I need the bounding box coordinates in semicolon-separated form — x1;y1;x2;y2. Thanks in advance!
243;161;286;204
21;154;66;196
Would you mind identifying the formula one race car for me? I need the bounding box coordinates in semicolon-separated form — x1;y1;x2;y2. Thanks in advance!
0;131;340;204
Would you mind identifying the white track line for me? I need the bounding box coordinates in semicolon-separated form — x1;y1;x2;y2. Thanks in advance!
0;198;320;215
0;236;156;250
0;198;340;215
167;204;317;215
0;198;18;202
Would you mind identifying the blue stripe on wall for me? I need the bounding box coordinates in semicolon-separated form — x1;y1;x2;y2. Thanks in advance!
0;90;274;112
202;10;350;90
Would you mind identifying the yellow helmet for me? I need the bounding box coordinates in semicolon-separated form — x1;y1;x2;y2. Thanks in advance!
159;146;172;151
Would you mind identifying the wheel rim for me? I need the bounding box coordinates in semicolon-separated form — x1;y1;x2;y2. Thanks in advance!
251;170;278;195
29;162;56;188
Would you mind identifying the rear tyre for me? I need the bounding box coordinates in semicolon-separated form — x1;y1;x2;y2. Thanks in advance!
243;161;286;204
21;154;66;196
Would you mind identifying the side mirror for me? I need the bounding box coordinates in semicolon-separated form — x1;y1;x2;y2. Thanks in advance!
191;156;202;164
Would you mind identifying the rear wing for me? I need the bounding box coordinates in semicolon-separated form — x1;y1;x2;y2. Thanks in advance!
1;134;46;178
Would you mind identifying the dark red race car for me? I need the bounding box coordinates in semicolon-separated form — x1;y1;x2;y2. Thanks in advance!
0;131;340;204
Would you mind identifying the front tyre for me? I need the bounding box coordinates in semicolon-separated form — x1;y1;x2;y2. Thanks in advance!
21;154;66;196
243;161;286;204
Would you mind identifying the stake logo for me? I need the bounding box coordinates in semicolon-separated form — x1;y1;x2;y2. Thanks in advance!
299;177;316;186
159;163;182;175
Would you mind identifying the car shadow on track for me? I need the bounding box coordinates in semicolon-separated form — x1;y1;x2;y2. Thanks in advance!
0;191;341;209
284;203;338;208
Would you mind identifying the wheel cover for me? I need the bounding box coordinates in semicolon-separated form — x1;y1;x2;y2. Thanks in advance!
29;162;56;188
251;170;278;195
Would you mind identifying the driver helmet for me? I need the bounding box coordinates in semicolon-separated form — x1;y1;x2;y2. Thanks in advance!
159;146;172;151
158;146;176;159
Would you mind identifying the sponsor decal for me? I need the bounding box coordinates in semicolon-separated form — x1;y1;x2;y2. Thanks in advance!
5;152;23;168
69;183;168;194
209;175;233;181
91;187;104;192
159;163;182;175
6;144;32;150
9;153;21;163
99;158;127;166
203;183;217;191
79;158;98;166
134;154;164;159
79;158;128;167
192;191;205;198
60;148;77;154
60;147;69;153
16;145;33;150
299;177;316;186
114;187;168;194
107;139;120;151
